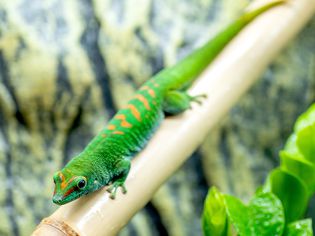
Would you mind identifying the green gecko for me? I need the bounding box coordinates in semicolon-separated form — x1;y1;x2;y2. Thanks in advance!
52;1;285;205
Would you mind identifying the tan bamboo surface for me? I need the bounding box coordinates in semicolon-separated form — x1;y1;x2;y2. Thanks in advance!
32;0;315;235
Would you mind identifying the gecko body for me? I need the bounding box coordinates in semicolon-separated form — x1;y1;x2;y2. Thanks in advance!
53;1;285;205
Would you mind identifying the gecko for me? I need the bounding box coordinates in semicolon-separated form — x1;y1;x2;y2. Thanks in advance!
52;1;285;205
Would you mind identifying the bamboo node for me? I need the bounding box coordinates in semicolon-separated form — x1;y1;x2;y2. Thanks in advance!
32;217;80;236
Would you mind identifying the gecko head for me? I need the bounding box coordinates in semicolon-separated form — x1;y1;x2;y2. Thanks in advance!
52;170;89;205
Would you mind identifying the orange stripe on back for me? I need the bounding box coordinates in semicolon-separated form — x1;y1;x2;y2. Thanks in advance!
140;85;150;91
135;94;150;110
113;131;124;135
115;114;132;128
107;124;116;130
140;85;156;98
127;104;141;121
148;89;156;98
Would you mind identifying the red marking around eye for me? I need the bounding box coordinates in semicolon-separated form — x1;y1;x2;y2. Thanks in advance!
63;187;75;198
135;94;150;110
59;173;65;181
67;176;76;185
115;114;132;128
60;175;77;190
127;104;141;121
59;173;68;190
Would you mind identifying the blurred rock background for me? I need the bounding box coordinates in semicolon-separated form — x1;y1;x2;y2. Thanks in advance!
0;0;314;235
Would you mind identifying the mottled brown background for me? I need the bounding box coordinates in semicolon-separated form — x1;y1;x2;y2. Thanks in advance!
0;0;314;235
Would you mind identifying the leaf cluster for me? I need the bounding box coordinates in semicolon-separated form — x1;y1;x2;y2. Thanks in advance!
202;104;315;235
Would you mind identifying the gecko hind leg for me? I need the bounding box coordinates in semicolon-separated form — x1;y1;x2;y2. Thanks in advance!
163;90;207;115
107;159;131;199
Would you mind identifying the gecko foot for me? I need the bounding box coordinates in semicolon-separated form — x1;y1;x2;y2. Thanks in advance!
191;94;207;105
107;181;127;199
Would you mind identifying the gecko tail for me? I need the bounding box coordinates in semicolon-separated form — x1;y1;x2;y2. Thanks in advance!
154;0;286;90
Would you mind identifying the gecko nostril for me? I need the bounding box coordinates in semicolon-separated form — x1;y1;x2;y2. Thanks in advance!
52;194;64;204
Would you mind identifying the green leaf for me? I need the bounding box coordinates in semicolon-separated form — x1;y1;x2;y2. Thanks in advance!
224;192;284;236
283;134;304;159
280;150;315;195
285;219;313;236
294;103;315;132
202;187;228;236
249;192;285;235
224;195;250;235
296;124;315;164
269;169;309;223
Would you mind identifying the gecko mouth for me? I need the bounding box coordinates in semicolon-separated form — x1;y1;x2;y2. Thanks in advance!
53;188;85;205
52;194;66;205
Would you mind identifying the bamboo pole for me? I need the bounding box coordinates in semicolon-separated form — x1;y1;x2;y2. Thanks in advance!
32;0;315;235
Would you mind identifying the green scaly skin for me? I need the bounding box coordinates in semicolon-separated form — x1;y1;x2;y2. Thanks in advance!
53;1;285;205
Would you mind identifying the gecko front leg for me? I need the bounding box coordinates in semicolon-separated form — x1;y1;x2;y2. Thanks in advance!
107;159;131;199
163;90;207;115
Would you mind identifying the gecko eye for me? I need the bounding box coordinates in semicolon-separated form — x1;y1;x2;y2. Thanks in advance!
53;172;61;184
77;179;86;189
